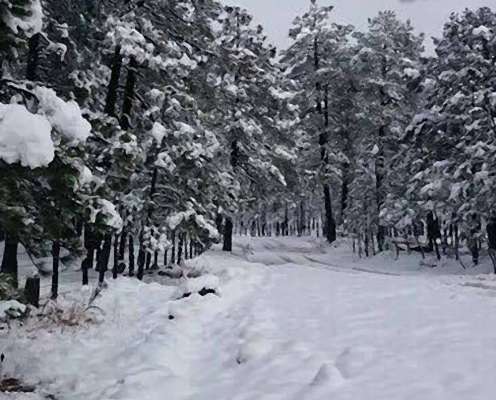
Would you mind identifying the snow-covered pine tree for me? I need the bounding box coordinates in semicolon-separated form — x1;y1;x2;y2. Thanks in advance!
347;11;424;252
406;7;496;263
281;0;353;243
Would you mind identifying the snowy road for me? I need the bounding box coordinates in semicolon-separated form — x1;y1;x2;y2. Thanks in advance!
4;237;496;400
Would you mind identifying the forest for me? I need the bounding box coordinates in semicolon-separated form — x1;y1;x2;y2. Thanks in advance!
1;0;496;298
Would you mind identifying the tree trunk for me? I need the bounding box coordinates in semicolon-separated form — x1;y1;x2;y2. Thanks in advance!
340;162;350;223
118;230;127;264
98;234;112;285
26;33;41;81
112;234;119;279
82;226;96;286
120;56;138;130
223;218;233;252
321;87;336;244
24;276;40;308
128;235;135;276
323;184;336;243
1;234;18;288
137;236;146;280
177;233;184;264
104;45;123;117
51;240;60;300
171;230;176;264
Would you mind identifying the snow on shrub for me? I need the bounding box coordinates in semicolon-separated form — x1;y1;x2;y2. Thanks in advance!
34;87;91;144
0;103;54;168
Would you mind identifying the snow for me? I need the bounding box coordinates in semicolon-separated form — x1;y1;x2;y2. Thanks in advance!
34;87;91;144
4;0;43;36
150;122;167;145
0;300;27;321
0;103;54;168
97;199;123;230
5;236;496;399
472;26;493;41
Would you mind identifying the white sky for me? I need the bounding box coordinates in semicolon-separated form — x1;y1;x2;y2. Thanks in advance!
224;0;496;53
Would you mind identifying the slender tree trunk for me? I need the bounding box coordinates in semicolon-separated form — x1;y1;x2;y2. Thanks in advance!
223;218;234;252
104;45;123;117
98;234;112;285
177;233;184;264
341;162;350;223
82;226;96;286
152;250;158;269
137;237;146;280
171;230;176;264
128;235;135;276
145;252;151;270
120;56;137;130
113;234;119;279
1;234;19;288
51;240;60;300
118;230;127;264
321;86;337;243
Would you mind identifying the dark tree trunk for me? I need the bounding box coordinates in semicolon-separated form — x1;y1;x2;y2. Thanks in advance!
82;226;96;286
112;234;119;279
223;218;234;252
313;37;336;244
51;240;60;300
26;33;41;81
145;252;151;270
323;184;336;243
104;45;123;117
98;234;112;285
171;230;176;264
177;233;184;264
215;214;223;235
24;276;40;308
341;162;350;222
152;250;158;269
137;237;146;280
118;230;127;263
120;56;138;130
128;235;135;276
1;234;18;288
164;249;168;267
189;240;193;259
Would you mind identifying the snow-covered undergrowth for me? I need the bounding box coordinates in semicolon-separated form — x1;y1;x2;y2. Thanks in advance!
3;236;496;399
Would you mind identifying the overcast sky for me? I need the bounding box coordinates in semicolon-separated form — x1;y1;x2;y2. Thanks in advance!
224;0;496;53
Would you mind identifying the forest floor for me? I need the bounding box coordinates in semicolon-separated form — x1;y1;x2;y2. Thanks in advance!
3;236;496;399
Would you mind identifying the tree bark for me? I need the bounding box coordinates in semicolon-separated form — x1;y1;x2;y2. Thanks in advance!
104;45;123;117
120;56;137;130
137;236;146;280
1;234;19;288
128;235;135;276
171;230;176;264
51;240;60;300
177;233;184;264
26;33;41;81
112;234;119;279
321;85;336;243
82;226;96;286
98;234;112;285
223;218;234;251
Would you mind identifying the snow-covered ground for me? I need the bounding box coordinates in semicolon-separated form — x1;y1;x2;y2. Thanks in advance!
3;236;496;399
